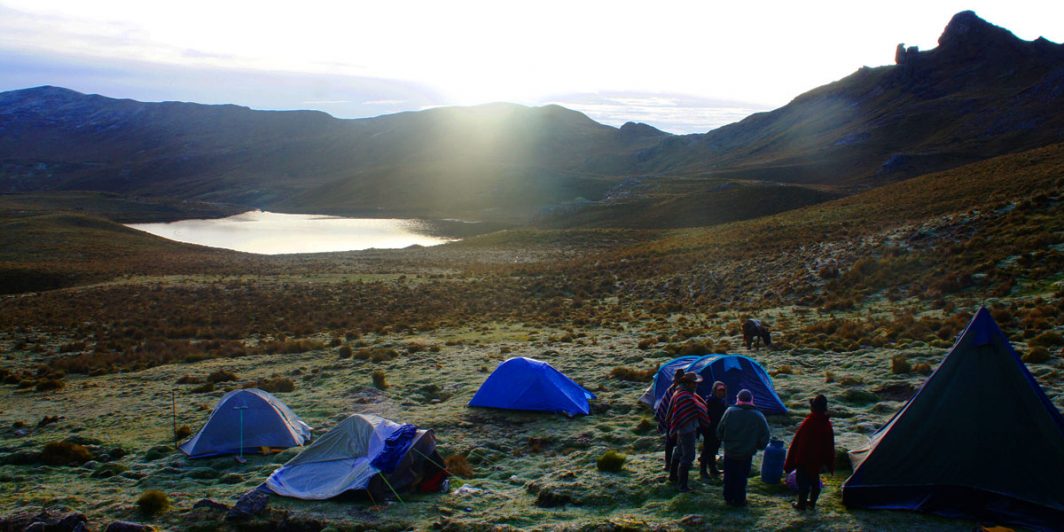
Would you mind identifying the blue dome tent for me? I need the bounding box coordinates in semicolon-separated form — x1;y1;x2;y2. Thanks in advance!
468;357;596;416
639;355;788;415
180;388;312;459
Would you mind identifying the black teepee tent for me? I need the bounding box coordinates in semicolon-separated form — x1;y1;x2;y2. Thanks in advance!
842;307;1064;529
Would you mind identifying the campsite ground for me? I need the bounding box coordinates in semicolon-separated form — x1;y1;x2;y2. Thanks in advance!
0;275;1060;530
0;146;1062;530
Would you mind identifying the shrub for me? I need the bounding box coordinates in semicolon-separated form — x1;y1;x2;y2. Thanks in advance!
91;463;129;478
1023;346;1051;364
176;374;203;385
191;382;215;394
1030;331;1063;348
372;369;388;390
841;388;879;405
609;366;655;382
137;489;170;516
596;450;626;472
839;375;864;386
255;375;296;393
207;369;238;383
637;337;656;350
633;417;654;434
890;355;911;374
143;445;172;461
174;425;192;440
40;441;93;466
912;362;933;375
773;365;796;376
445;455;474;478
834;448;852;471
678;340;710;356
34;379;64;392
824;371;835;383
354;348;400;362
337;345;353;358
406;341;430;354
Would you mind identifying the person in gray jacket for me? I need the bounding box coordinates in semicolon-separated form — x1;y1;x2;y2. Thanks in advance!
716;388;771;507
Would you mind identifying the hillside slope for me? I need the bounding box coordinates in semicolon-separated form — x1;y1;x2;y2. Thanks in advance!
631;11;1064;189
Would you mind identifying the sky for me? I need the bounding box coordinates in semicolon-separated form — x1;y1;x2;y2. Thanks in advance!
1;0;1062;134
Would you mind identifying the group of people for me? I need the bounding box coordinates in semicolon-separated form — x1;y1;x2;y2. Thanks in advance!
655;368;835;510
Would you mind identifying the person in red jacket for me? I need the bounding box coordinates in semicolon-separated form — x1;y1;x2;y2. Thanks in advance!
783;394;835;510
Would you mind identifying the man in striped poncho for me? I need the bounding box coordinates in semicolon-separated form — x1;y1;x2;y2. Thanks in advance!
666;372;710;493
655;368;686;475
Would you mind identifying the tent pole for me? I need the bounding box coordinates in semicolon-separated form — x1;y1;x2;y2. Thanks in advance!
410;447;452;475
235;405;248;463
377;472;404;504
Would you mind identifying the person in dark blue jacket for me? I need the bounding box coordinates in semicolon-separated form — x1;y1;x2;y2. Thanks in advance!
700;380;728;479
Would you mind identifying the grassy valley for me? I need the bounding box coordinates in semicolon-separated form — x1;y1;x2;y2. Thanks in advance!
0;142;1060;530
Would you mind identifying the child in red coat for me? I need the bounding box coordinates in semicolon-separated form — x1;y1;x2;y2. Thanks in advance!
784;394;835;510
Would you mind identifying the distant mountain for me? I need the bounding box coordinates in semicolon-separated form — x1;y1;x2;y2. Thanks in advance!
1;11;1062;225
0;88;666;222
632;11;1064;188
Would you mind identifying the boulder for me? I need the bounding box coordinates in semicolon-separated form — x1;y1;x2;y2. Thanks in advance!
192;498;229;512
105;521;156;532
2;508;88;531
226;490;269;520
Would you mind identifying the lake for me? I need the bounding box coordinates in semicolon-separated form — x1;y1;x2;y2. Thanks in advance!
126;210;454;254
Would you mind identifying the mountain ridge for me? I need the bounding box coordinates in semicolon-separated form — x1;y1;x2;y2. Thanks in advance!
1;11;1062;225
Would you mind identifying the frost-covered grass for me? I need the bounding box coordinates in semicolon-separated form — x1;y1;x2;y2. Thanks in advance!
2;303;1059;530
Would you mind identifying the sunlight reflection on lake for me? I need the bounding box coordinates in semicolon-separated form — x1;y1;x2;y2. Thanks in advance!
127;210;454;254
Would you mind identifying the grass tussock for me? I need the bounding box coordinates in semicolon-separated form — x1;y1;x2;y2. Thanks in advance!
251;375;296;393
1023;347;1052;364
445;455;474;478
371;369;388;390
354;348;400;362
207;369;238;383
40;440;93;466
174;425;192;440
596;450;626;472
891;355;912;374
609;366;656;382
136;489;170;516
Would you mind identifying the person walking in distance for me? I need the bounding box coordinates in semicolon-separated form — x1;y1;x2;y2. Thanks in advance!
716;388;770;507
666;372;710;492
784;394;835;511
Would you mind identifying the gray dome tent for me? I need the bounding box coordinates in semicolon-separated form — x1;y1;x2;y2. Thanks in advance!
264;414;445;500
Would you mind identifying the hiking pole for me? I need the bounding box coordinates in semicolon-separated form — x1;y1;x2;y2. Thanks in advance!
235;405;248;463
